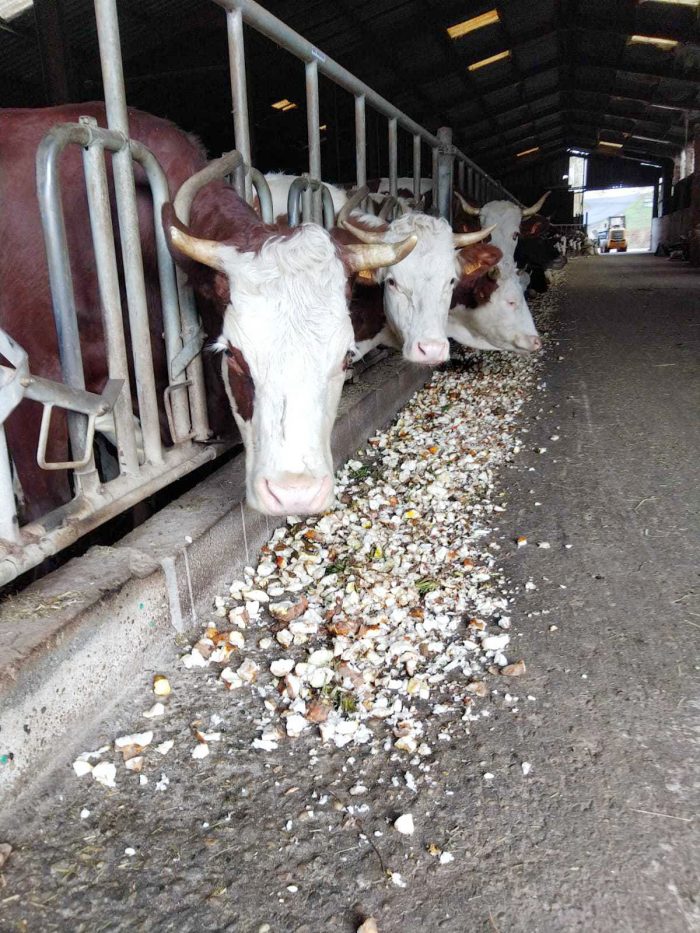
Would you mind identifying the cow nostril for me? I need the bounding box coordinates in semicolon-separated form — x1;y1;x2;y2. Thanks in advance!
532;336;542;351
417;343;428;356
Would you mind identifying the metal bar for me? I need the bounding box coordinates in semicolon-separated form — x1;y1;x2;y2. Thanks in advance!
80;117;140;475
305;59;322;223
35;125;99;493
457;160;465;194
412;134;421;203
0;442;224;586
436;126;453;221
33;0;74;104
129;138;192;444
94;0;163;465
355;94;366;191
214;0;440;147
388;117;398;199
249;167;273;222
0;426;20;543
431;146;438;214
213;0;515;200
226;7;252;201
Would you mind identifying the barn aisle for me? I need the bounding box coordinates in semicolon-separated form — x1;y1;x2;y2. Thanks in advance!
472;253;700;930
0;257;698;933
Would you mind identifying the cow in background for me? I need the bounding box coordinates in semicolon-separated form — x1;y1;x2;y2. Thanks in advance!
454;191;566;293
337;189;494;363
0;103;414;520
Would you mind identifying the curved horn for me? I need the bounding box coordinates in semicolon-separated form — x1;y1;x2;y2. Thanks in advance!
453;224;497;248
337;185;370;227
340;215;389;245
167;222;230;273
454;190;481;215
522;191;550;218
344;234;418;273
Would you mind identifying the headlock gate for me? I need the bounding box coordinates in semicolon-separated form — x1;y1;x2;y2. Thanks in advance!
0;0;518;586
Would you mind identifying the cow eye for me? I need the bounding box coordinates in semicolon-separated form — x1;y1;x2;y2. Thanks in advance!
512;231;519;241
450;277;457;286
224;347;233;358
386;277;396;287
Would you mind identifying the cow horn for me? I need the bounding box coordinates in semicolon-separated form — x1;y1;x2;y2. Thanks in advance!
522;191;550;218
453;224;497;248
344;234;418;273
167;223;230;273
337;185;371;227
455;190;481;215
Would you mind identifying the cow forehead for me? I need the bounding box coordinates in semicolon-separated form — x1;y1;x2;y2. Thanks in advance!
481;201;521;230
222;226;350;343
386;214;456;278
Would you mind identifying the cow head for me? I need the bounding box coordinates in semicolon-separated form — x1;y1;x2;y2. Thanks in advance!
448;272;542;355
339;191;494;365
164;203;415;516
457;192;550;272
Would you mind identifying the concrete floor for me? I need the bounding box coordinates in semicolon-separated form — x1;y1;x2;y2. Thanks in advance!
0;255;698;932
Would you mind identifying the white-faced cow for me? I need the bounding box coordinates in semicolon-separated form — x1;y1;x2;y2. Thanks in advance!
165;208;414;515
455;191;550;274
448;272;542;355
0;103;415;520
338;189;494;364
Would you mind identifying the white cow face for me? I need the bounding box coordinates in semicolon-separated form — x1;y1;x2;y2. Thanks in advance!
448;273;542;355
479;201;523;271
368;214;462;365
167;217;416;516
174;224;352;515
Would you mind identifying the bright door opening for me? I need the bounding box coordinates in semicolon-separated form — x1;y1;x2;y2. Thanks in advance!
583;186;655;253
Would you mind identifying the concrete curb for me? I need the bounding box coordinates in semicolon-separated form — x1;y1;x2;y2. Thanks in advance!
0;357;431;804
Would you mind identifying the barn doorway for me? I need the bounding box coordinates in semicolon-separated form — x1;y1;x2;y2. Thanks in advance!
583;186;655;253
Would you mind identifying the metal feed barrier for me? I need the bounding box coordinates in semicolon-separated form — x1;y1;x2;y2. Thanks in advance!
0;0;517;586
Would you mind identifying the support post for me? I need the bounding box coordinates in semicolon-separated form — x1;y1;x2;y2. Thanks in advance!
412;134;421;203
690;122;700;267
457;160;465;195
305;59;322;223
436;126;454;222
94;0;162;465
388;118;398;199
355;94;366;191
33;0;75;104
226;7;253;201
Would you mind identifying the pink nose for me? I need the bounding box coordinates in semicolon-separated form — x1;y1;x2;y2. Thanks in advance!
531;335;542;351
257;473;332;516
407;339;450;365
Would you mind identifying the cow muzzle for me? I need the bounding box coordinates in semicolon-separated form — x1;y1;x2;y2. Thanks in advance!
255;472;333;516
514;334;542;353
406;339;450;365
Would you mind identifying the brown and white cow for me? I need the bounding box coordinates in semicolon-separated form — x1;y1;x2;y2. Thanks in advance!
0;103;414;519
337;190;495;364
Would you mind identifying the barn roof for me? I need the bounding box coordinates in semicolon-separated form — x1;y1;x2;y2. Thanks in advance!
1;0;697;179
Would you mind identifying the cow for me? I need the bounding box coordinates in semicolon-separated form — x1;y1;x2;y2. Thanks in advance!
448;272;542;355
454;192;566;295
0;103;415;521
337;189;494;364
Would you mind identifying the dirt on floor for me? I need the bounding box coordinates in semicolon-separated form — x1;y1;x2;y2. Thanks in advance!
0;255;698;933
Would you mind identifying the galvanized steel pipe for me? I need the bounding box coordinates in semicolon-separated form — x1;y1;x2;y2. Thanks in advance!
226;7;252;201
94;0;163;465
79;117;141;474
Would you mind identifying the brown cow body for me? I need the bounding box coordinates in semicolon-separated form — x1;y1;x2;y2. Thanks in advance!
0;102;240;521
